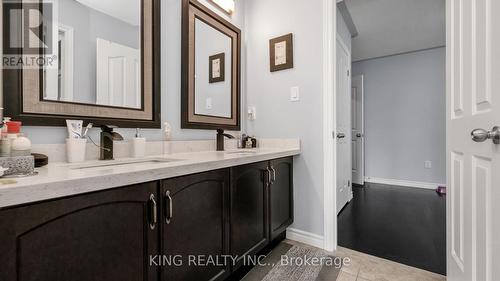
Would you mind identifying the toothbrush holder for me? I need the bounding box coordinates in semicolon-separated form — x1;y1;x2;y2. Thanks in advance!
66;138;87;163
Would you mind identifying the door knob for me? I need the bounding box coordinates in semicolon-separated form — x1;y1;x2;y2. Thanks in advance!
356;133;362;138
471;126;500;144
337;133;346;139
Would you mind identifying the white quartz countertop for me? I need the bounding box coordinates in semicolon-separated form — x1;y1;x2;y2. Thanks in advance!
0;147;300;209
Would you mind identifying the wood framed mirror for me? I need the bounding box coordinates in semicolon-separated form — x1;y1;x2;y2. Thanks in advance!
2;0;161;128
181;0;241;131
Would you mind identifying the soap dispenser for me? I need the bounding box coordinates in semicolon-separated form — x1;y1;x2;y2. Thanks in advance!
132;128;146;158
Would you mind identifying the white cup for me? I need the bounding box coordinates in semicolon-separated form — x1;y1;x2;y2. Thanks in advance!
132;138;146;158
66;138;87;163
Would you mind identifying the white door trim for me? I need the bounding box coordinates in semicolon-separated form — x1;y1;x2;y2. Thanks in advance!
322;0;337;252
351;75;364;185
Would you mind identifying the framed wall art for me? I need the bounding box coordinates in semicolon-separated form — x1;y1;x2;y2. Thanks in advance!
209;53;225;83
269;33;294;72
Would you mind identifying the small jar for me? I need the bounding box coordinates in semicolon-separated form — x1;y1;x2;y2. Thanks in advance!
0;137;11;157
6;121;21;134
11;134;31;157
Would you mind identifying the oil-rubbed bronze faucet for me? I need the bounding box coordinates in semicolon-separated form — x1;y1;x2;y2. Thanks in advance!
216;129;235;151
100;125;124;160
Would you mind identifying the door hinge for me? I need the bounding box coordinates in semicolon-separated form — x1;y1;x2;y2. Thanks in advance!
347;70;350;76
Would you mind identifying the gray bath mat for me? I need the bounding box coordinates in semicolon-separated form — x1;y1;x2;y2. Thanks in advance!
242;243;342;281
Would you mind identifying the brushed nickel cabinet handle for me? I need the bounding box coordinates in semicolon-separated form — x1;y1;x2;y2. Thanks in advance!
266;167;272;185
165;191;173;224
149;194;157;230
271;166;276;183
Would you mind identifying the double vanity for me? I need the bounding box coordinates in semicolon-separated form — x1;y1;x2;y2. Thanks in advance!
0;0;295;280
0;142;300;281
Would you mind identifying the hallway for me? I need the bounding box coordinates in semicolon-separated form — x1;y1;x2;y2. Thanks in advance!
338;183;446;275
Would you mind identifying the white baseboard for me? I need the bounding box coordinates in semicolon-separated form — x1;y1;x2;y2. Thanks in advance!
364;177;444;190
286;228;325;249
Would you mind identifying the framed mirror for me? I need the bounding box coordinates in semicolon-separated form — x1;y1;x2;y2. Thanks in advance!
3;0;161;128
181;0;241;130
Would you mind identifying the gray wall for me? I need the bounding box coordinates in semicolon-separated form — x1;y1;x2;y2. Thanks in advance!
59;0;140;104
352;47;446;184
245;0;348;237
24;0;246;144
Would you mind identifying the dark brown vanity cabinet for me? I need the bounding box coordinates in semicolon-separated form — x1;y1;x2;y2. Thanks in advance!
269;157;294;240
230;161;270;269
230;157;294;269
0;182;160;281
0;157;294;281
161;169;230;281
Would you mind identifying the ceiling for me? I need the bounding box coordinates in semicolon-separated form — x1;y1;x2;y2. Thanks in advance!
345;0;445;62
75;0;141;26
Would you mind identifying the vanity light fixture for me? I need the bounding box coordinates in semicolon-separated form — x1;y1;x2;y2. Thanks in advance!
210;0;235;14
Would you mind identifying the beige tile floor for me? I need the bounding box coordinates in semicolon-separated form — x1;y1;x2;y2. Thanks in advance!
334;247;446;281
285;240;446;281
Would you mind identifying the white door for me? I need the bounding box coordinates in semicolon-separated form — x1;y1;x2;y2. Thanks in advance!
351;75;364;185
96;38;141;108
336;37;352;214
447;0;500;280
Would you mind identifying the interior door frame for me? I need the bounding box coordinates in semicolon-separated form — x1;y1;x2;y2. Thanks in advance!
351;75;364;185
322;0;338;252
335;33;353;214
323;0;450;256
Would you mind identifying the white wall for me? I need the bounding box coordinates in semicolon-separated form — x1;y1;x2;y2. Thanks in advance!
352;47;446;184
22;0;246;144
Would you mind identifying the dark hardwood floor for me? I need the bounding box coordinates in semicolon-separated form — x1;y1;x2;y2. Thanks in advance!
338;183;446;275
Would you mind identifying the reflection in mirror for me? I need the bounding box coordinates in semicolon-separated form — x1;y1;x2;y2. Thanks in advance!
194;19;232;118
43;0;142;109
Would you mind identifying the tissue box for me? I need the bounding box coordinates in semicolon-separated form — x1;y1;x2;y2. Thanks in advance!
0;156;35;176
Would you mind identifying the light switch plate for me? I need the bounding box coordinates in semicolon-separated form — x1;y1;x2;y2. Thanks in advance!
248;106;257;121
206;98;212;109
290;86;300;102
424;161;432;169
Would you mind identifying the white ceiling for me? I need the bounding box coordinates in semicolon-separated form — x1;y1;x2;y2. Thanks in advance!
75;0;141;26
345;0;445;62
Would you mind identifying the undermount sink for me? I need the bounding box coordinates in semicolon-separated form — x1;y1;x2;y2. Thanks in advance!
68;158;180;170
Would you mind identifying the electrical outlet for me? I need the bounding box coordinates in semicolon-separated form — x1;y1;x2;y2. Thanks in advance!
424;161;432;169
290;86;300;102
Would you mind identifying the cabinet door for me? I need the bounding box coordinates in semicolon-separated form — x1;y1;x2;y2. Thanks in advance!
269;157;294;240
0;182;160;281
161;169;230;281
230;161;270;269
